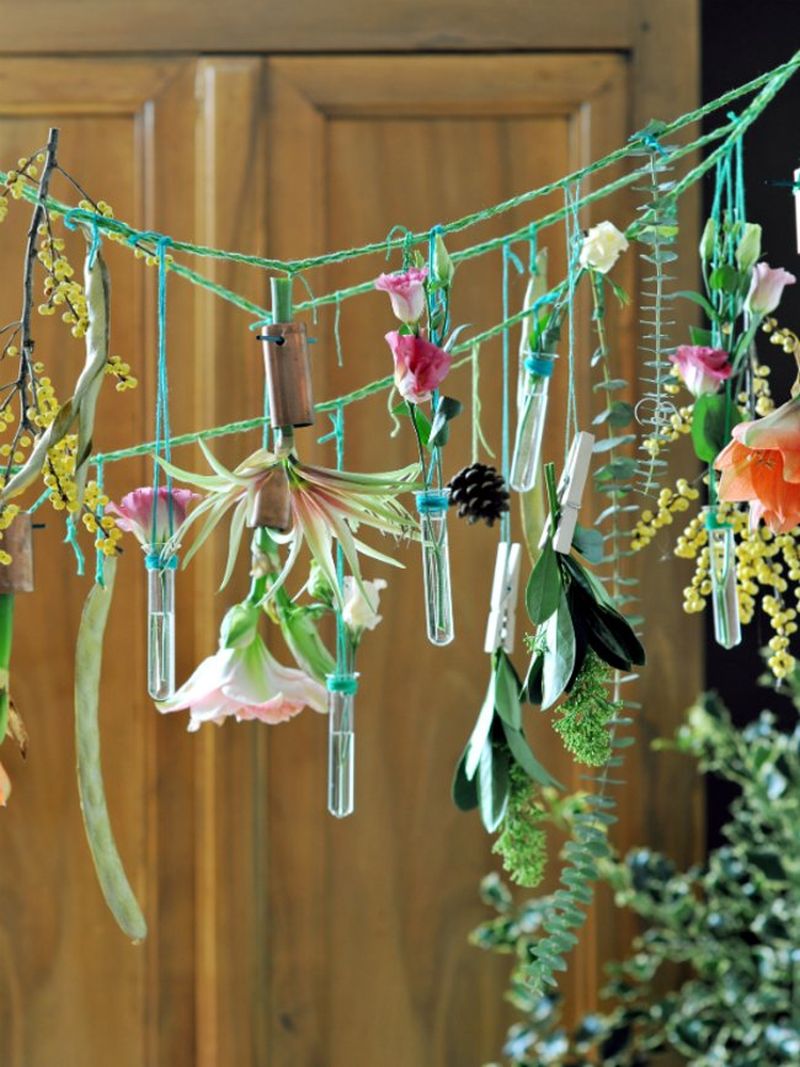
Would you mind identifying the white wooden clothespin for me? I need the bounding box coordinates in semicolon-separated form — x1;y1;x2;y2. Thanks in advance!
484;541;521;654
539;430;595;555
794;168;800;256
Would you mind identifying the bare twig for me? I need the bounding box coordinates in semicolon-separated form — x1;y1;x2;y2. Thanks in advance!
11;126;59;484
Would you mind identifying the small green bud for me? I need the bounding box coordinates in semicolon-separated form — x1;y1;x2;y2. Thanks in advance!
432;233;455;287
735;222;762;273
699;217;716;262
307;559;335;607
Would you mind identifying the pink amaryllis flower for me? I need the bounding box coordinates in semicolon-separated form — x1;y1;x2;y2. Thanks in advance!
715;398;800;533
159;613;326;732
669;344;732;397
374;267;428;323
745;263;796;316
385;331;452;404
0;758;9;806
108;486;199;547
159;443;419;604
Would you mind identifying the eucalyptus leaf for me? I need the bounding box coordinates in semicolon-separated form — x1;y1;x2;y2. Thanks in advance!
452;747;479;811
477;734;510;833
572;525;604;564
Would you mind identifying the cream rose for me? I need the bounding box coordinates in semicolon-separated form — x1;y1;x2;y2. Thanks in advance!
342;577;387;634
579;220;629;274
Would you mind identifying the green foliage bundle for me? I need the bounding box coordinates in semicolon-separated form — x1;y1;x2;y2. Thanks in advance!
473;681;800;1066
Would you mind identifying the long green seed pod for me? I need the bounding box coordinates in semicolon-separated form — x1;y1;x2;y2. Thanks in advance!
0;593;13;743
75;557;147;942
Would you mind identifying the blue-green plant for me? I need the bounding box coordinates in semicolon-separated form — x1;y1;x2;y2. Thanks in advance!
473;677;800;1066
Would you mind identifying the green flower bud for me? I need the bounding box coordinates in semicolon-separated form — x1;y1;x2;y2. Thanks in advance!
432;233;455;287
699;217;716;262
736;222;762;273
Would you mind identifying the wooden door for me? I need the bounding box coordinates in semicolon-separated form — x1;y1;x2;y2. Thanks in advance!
0;39;701;1067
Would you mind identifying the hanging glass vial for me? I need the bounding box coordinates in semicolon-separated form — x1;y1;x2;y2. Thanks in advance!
327;671;358;819
509;353;555;492
145;550;177;700
415;489;455;646
705;507;741;650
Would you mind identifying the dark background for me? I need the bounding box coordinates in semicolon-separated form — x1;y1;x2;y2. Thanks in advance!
702;3;800;843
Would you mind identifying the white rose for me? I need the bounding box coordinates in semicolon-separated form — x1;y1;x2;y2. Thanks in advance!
342;577;387;634
579;221;629;274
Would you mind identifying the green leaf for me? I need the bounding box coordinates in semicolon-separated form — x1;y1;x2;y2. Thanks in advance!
452;747;479;811
674;289;719;323
594;457;637;482
477;733;510;833
465;673;497;779
525;540;563;624
709;264;741;293
541;592;576;710
525;649;544;706
593;378;629;393
428;394;463;449
493;650;522;730
593;401;634;428
500;719;563;789
572;524;604;564
75;558;148;943
689;325;714;347
691;393;743;463
392;402;431;446
593;434;637;453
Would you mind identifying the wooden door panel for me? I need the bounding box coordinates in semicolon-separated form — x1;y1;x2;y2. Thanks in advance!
263;54;636;1065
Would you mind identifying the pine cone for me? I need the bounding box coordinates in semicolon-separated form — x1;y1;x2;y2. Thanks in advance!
447;462;510;527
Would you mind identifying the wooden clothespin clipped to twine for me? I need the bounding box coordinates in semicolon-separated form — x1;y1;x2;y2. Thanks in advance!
539;430;595;555
484;541;521;654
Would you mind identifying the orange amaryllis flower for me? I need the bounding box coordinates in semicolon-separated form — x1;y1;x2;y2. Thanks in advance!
160;442;419;604
715;399;800;532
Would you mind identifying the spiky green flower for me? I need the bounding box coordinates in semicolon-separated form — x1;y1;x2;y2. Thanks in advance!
492;766;548;889
552;651;620;766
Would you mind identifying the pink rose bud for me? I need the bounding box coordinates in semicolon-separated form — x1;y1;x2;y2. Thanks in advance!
107;486;199;547
669;345;732;398
744;262;796;316
374;267;428;324
385;330;452;405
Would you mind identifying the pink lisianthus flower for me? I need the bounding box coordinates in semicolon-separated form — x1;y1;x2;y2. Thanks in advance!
374;267;428;324
108;487;199;547
385;330;452;404
745;263;796;316
715;398;800;533
0;758;9;806
669;344;732;398
158;622;327;733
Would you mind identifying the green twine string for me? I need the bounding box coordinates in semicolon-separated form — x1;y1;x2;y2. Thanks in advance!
151;236;175;544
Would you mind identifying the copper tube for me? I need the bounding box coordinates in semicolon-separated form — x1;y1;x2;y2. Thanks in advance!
247;467;292;532
261;322;315;428
0;514;34;593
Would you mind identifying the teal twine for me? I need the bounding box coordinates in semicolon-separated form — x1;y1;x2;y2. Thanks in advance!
64;516;85;577
330;406;349;675
27;486;51;515
500;242;512;543
415;489;450;514
145;552;179;570
151;235;175;544
326;673;359;695
524;355;555;377
564;183;581;458
63;206;102;272
94;459;106;587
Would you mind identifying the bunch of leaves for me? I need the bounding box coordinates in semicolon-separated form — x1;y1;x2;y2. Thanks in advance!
452;648;561;835
475;683;800;1066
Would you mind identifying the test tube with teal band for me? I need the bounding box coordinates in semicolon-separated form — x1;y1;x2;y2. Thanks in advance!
415;489;455;646
145;549;178;700
509;353;555;492
705;508;741;650
327;672;358;818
